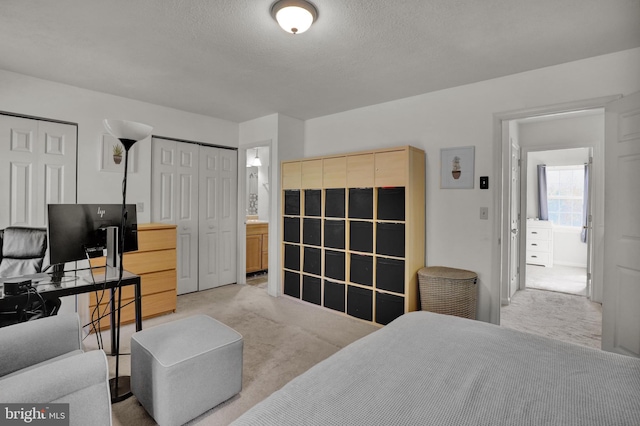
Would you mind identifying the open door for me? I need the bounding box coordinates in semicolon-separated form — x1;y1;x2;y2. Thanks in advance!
509;138;521;298
602;91;640;357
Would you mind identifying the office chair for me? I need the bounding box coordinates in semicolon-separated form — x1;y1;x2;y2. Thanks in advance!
0;227;60;326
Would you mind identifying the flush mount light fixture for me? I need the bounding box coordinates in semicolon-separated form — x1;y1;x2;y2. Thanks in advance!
271;0;318;34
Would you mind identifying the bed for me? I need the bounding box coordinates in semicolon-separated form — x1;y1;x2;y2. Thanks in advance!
232;311;640;425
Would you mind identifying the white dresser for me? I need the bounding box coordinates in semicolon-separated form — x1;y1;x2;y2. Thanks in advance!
526;219;553;267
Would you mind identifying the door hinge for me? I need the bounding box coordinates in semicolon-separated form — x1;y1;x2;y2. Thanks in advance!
518;159;521;167
589;214;593;223
587;272;592;280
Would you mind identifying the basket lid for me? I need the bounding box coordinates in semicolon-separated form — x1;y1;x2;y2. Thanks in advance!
419;266;477;280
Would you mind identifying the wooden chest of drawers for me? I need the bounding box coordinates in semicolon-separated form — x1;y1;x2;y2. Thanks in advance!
89;223;177;329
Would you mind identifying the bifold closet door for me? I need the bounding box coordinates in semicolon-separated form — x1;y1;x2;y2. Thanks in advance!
198;146;237;290
0;115;77;228
151;138;199;295
152;139;237;294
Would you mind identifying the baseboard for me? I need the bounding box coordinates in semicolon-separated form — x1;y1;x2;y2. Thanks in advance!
554;261;587;268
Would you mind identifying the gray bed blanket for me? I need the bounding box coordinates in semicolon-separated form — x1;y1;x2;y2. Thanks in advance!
232;311;640;425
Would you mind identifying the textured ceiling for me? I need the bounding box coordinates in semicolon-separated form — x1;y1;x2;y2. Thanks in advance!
1;0;639;122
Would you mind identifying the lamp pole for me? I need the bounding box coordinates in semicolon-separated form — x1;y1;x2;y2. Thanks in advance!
103;119;152;403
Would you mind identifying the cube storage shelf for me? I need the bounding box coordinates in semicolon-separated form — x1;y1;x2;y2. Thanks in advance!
281;146;425;326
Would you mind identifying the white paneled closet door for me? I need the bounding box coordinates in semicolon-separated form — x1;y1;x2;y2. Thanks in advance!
152;138;199;295
198;146;237;290
152;138;237;295
0;115;76;228
176;143;200;294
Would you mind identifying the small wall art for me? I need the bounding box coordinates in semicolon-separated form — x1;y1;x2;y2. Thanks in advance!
100;134;136;173
440;146;475;189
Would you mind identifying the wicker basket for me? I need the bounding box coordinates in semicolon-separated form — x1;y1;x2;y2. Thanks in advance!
418;266;478;319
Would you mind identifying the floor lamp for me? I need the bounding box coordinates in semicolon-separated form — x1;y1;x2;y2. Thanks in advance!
103;119;153;403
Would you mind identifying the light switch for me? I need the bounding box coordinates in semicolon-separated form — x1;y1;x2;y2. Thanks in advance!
480;207;488;220
136;202;144;213
480;176;489;189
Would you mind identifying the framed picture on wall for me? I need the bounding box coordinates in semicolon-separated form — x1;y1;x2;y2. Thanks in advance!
100;134;136;173
440;146;475;189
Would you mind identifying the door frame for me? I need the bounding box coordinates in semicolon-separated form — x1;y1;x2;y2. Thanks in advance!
237;139;273;286
492;95;620;324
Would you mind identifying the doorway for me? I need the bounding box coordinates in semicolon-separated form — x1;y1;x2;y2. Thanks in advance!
243;143;271;290
498;105;606;346
524;148;591;297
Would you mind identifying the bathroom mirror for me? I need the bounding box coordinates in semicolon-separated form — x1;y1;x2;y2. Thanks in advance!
246;146;270;220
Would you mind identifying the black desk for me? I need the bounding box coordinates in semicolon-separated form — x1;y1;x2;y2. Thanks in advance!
0;268;142;354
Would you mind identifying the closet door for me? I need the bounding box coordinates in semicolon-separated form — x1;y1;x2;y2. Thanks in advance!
176;143;200;294
153;139;238;294
198;146;237;290
152;138;199;295
0;116;76;228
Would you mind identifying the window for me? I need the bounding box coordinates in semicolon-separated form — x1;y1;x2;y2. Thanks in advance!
546;165;584;227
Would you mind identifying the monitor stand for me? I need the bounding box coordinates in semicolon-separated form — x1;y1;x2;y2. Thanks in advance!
105;225;120;270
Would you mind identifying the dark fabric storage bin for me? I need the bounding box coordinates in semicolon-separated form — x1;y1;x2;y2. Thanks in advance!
303;218;321;246
284;190;300;216
283;271;300;298
348;188;373;219
283;217;300;243
324;220;345;249
376;257;405;293
304;190;321;217
350;254;373;286
377;187;405;221
349;221;373;253
376;222;405;257
325;250;345;281
302;275;322;305
324;280;345;312
303;247;322;276
375;292;405;325
284;244;300;271
347;285;373;321
325;189;345;218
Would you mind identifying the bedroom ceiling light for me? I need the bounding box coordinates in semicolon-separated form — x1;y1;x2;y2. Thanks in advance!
271;0;318;34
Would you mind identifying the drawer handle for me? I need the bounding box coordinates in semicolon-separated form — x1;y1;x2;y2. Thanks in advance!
531;255;537;258
532;243;537;246
532;231;538;234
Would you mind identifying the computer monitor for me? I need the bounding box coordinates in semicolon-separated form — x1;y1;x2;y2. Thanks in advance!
47;204;138;266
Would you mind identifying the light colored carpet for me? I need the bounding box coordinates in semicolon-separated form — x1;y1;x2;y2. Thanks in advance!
83;283;378;426
501;288;602;349
526;264;587;296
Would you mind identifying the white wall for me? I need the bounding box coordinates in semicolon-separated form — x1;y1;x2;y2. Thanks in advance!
0;69;239;224
239;114;304;296
304;48;640;323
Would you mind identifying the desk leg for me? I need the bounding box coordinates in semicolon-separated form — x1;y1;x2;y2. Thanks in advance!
134;278;142;331
110;287;117;355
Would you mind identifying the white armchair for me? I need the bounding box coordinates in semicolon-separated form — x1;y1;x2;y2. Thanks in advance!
0;314;112;426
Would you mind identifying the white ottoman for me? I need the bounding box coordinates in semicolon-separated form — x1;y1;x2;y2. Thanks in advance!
131;315;243;426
